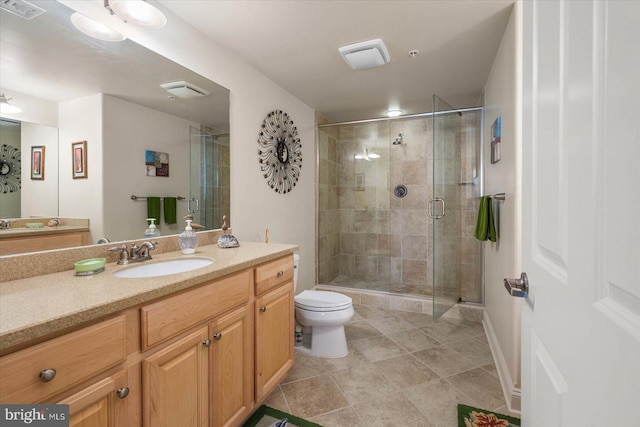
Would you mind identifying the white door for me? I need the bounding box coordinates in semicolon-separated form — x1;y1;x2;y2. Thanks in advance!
521;1;640;425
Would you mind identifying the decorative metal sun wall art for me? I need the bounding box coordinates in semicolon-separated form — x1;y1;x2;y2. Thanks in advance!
0;144;21;193
257;110;302;194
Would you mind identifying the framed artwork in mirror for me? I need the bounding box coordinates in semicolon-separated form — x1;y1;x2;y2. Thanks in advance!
72;141;87;179
31;146;45;180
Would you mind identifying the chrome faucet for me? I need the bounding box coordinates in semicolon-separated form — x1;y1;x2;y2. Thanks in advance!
134;241;158;259
108;241;158;265
0;219;10;230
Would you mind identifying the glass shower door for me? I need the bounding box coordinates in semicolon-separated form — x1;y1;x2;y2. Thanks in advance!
432;94;462;320
190;126;231;230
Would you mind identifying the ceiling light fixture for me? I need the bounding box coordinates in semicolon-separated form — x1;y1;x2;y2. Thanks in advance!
70;12;126;42
385;109;403;118
355;147;380;161
107;0;167;29
0;94;22;114
339;39;390;70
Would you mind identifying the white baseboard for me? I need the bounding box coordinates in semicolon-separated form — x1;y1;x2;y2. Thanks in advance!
483;311;522;417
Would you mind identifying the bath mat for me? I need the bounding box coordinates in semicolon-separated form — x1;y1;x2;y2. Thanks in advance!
458;404;520;427
243;405;323;427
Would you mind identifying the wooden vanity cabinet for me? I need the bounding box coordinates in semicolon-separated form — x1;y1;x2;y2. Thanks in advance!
254;256;295;401
0;315;128;404
0;252;295;427
143;327;210;427
59;367;139;427
209;305;253;427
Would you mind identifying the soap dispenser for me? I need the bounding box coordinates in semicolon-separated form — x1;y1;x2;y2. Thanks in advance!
144;218;161;238
179;219;198;254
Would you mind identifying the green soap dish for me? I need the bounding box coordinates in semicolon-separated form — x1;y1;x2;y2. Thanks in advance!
75;258;107;275
25;222;43;228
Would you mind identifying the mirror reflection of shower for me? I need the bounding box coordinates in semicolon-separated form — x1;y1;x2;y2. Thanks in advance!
392;132;404;145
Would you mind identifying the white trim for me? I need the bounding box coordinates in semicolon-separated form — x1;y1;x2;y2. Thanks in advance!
484;311;522;416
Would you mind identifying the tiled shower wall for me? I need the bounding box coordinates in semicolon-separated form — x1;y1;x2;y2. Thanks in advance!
318;112;482;303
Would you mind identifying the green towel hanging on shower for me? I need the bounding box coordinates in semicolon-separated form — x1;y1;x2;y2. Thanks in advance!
475;196;497;242
147;196;161;226
164;197;177;225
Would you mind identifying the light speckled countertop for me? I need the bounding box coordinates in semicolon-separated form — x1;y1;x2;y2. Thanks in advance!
0;241;297;352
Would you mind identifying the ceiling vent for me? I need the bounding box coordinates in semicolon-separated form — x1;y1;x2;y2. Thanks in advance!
0;0;46;20
338;39;390;70
160;81;210;99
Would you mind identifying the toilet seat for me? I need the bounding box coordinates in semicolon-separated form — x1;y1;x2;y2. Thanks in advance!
294;290;352;312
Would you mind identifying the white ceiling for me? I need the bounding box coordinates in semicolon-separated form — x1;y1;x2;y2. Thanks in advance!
160;0;515;122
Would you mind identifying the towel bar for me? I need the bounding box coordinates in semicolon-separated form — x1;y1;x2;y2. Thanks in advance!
487;193;505;201
131;195;186;201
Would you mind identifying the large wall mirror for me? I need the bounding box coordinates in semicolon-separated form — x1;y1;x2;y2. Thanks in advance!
0;0;230;253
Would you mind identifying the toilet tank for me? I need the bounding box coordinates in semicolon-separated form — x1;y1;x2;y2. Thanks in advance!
293;253;300;292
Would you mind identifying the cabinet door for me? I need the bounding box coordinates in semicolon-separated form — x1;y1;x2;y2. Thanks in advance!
143;327;209;427
209;306;253;427
59;367;138;427
254;281;294;401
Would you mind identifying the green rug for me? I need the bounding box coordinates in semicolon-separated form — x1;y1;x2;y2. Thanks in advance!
243;405;323;427
458;404;520;427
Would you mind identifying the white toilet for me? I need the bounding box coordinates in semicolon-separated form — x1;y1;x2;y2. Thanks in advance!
293;254;354;358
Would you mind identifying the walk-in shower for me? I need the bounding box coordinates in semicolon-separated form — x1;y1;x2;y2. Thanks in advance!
317;96;483;318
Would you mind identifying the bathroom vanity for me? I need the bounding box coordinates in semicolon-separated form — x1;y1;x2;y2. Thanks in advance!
0;218;90;256
0;240;296;427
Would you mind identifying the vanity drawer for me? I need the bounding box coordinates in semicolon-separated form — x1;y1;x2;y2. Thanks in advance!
141;269;251;349
0;315;127;404
254;255;294;296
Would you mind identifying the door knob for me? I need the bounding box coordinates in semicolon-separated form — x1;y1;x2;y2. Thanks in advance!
504;272;529;298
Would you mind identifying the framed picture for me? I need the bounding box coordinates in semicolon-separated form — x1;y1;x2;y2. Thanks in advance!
490;116;501;164
72;141;87;179
31;146;45;180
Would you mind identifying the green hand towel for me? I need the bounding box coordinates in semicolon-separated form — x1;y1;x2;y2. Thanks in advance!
475;196;497;242
147;196;161;226
164;197;177;225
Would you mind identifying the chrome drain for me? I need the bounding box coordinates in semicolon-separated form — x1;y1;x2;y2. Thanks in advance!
394;185;408;198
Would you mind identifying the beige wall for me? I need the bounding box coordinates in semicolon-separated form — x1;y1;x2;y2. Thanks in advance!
102;95;196;242
21;122;58;218
482;3;522;414
58;93;104;243
61;1;317;290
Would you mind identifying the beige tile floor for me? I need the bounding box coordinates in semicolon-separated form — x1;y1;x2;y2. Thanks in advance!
262;304;507;427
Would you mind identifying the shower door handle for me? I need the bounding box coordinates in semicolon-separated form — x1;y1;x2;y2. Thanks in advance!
188;197;200;214
428;198;445;219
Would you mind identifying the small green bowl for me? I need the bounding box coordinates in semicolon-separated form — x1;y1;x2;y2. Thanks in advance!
74;258;106;274
25;222;43;228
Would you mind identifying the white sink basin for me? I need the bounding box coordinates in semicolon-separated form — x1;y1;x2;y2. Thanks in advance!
113;258;213;278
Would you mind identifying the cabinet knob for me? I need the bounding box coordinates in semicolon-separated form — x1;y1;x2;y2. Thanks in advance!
202;339;212;347
116;387;130;399
213;333;222;341
39;369;56;383
259;306;267;313
277;271;284;277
